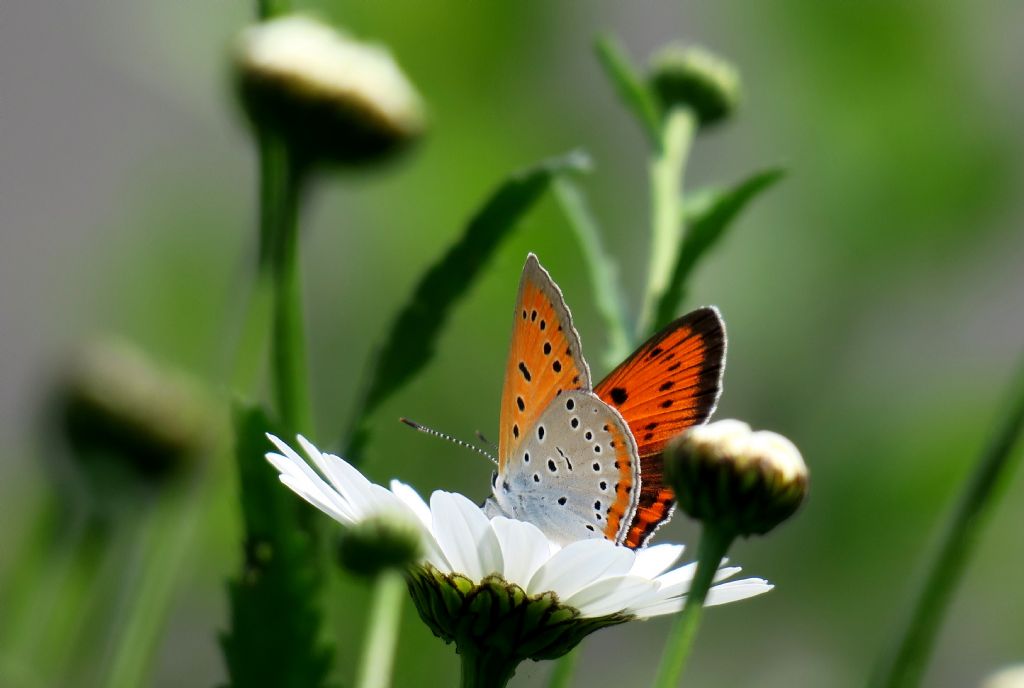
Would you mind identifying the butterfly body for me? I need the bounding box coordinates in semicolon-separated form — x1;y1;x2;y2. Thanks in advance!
485;254;725;549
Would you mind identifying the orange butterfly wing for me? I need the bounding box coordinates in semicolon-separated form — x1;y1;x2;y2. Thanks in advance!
595;307;726;548
498;254;592;472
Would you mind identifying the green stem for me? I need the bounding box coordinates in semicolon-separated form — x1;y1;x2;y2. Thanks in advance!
355;570;406;688
229;266;274;394
266;141;313;436
652;526;735;688
637;107;696;338
0;490;63;653
551;177;632;368
35;513;111;685
2;503;87;667
459;648;519;688
872;355;1024;688
547;649;579;688
224;126;284;395
102;485;203;688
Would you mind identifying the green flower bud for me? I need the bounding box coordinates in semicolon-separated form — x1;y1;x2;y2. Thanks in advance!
666;419;807;536
648;44;740;127
55;338;215;484
337;514;422;577
235;15;426;167
407;565;629;683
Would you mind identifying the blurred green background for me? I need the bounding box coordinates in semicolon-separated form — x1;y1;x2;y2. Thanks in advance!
2;1;1023;686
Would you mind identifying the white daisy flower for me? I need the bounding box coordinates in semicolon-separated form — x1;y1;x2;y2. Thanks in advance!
265;434;772;678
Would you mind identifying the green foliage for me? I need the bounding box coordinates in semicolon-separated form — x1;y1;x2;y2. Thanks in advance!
653;167;785;331
872;356;1024;688
594;35;662;150
551;176;632;368
220;403;334;688
344;151;590;460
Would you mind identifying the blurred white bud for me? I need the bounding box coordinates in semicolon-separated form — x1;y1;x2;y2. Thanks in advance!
337;513;423;577
983;665;1024;688
236;15;426;165
56;338;215;483
666;419;808;536
648;44;740;127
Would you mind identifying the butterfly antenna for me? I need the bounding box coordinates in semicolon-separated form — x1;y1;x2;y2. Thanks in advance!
400;418;498;466
475;430;497;451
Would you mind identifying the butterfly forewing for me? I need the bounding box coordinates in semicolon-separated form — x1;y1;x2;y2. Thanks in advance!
498;255;591;472
490;390;640;545
595;307;726;547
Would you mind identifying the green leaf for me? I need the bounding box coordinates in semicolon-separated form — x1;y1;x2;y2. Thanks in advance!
344;151;591;460
551;176;632;370
594;35;662;150
220;403;334;688
653;167;785;330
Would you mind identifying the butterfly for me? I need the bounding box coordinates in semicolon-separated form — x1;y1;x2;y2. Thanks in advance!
482;253;726;549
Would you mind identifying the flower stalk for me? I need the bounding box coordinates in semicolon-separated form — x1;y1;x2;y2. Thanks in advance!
459;647;519;688
355;569;406;688
102;483;204;688
872;355;1024;688
0;501;107;683
547;648;580;688
651;525;735;688
637;106;696;338
264;139;313;436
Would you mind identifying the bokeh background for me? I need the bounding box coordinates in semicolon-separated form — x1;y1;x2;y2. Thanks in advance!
2;1;1024;686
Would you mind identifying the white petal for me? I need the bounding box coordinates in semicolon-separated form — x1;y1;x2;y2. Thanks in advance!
295;436;376;518
389;480;432;528
706;579;773;606
266;444;355;521
630;544;685;578
490;517;555;588
278;474;353;525
652;561;697;590
628;596;685;618
630;577;773;618
267;435;360;519
654;562;744;600
565;575;658;618
412;528;450;572
429;491;503;580
527;539;633;599
714;566;741;582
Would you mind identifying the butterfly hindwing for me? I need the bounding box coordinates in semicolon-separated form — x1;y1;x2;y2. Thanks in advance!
498;254;592;472
595;307;726;547
490;390;640;545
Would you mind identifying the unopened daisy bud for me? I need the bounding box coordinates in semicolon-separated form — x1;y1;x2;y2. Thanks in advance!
666;420;807;536
235;15;426;166
55;338;215;482
648;44;739;127
337;513;422;577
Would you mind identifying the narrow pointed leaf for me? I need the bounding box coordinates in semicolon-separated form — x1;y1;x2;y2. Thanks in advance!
220;403;334;688
594;35;662;150
653;167;784;330
345;151;591;460
551;176;632;370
